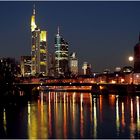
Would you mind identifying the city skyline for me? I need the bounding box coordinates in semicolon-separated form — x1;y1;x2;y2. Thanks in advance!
0;1;140;72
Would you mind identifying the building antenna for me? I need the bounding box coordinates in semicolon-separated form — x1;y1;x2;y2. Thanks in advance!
57;26;60;35
33;4;35;15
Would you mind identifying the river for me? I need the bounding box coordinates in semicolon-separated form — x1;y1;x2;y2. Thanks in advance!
0;91;140;139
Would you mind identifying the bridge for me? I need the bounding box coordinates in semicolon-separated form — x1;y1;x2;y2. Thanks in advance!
15;82;140;95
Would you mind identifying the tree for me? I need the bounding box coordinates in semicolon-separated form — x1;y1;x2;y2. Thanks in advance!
0;58;20;97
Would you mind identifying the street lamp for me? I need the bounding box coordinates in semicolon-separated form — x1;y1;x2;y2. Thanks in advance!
128;56;134;84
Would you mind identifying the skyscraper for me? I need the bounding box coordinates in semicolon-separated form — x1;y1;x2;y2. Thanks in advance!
20;56;31;77
31;5;48;76
82;62;92;75
54;27;69;77
82;62;88;75
69;52;78;75
134;33;140;73
48;53;55;76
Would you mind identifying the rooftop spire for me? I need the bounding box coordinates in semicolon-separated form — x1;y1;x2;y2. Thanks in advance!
31;4;37;31
33;4;35;15
57;26;59;35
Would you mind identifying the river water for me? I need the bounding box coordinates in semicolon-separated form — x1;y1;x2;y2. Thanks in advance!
0;91;140;139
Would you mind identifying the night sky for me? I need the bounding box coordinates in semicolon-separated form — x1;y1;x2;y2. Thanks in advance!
0;1;140;72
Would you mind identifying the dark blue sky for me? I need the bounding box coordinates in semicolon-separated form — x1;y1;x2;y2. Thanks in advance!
0;1;140;72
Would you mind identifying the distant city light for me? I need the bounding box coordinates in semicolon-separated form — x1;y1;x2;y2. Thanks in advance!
121;78;124;83
111;80;116;84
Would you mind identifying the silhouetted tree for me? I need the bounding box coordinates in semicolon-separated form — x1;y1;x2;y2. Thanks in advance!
0;58;20;97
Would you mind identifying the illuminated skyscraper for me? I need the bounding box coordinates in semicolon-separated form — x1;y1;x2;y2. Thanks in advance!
20;56;31;77
31;5;48;76
82;62;88;75
55;27;69;77
69;52;78;75
82;62;92;75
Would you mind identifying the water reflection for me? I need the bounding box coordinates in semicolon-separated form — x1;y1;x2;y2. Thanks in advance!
93;98;97;138
1;92;140;139
80;93;84;138
130;99;135;139
28;101;38;139
99;95;103;123
48;92;52;137
72;92;76;137
3;108;7;134
63;93;67;138
116;96;120;136
121;102;125;129
28;93;48;139
136;96;140;134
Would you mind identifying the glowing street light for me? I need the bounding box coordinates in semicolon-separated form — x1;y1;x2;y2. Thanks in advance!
128;56;134;84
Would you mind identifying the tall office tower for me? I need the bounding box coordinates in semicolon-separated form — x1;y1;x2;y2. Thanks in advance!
48;53;55;76
82;62;92;75
54;27;69;77
86;63;92;75
69;52;78;75
20;56;31;77
82;62;88;75
134;33;140;73
39;31;48;75
31;6;48;76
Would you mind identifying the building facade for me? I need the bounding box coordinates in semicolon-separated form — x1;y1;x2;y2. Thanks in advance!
48;53;55;76
134;34;140;73
82;62;92;75
31;6;48;76
69;52;78;75
20;56;31;77
54;27;69;77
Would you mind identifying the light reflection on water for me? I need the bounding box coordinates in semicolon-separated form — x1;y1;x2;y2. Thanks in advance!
93;98;97;138
137;96;140;135
116;96;120;136
1;92;140;139
3;108;7;134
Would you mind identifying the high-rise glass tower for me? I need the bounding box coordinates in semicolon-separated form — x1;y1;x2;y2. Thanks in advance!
55;27;69;77
31;5;48;76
